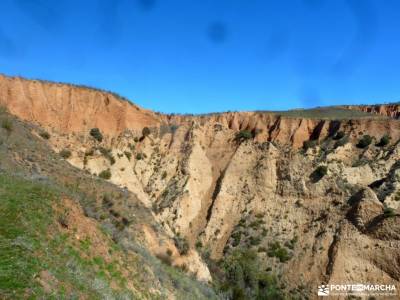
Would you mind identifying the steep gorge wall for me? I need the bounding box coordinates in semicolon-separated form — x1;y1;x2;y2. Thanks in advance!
342;104;400;119
2;75;400;149
0;74;160;135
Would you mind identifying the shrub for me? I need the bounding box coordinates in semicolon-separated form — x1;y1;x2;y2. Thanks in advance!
310;165;327;182
136;153;143;160
142;127;151;137
98;169;111;180
267;241;291;262
376;134;390;147
334;136;349;148
90;128;103;142
231;231;242;247
303;139;317;151
333;131;345;140
124;151;131;161
220;249;285;299
1;118;12;132
195;241;203;249
357;135;372;149
162;171;167;179
39;131;50;139
174;236;189;255
383;207;396;218
234;130;253;142
59;149;72;159
99;147;115;165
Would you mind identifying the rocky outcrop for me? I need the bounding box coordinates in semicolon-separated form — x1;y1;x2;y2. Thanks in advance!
342;104;400;119
0;74;160;135
2;75;400;149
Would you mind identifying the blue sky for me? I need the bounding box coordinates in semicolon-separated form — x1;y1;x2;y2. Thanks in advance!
0;0;399;114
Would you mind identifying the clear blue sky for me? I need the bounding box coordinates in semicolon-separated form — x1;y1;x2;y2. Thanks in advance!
0;0;399;114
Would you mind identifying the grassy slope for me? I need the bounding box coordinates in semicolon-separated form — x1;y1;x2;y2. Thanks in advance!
0;111;216;299
0;172;139;298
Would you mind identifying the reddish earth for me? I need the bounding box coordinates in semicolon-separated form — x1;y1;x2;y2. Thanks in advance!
1;74;400;148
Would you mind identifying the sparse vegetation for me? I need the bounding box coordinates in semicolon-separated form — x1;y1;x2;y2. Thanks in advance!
99;147;116;165
218;249;285;299
310;165;328;182
376;134;390;147
174;236;189;255
333;131;345;140
357;135;372;149
267;241;291;262
303;139;317;150
90;128;103;142
383;207;397;218
124;151;132;161
136;153;143;160
234;130;253;142
39;131;50;139
59;148;72;159
142;127;151;137
99;169;112;180
334;136;349;148
1;118;12;132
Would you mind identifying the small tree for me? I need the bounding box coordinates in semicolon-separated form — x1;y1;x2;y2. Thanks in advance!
310;165;327;182
303;140;317;151
357;135;372;149
174;236;189;255
124;151;132;161
142;127;151;137
99;169;111;180
90;128;103;142
376;135;390;147
39;131;50;139
1;118;12;132
333;131;345;140
235;130;253;142
59;149;72;159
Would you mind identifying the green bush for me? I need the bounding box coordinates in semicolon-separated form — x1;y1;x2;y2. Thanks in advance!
267;241;291;263
136;153;143;160
174;236;189;255
99;147;115;165
142;127;151;137
220;249;285;299
310;165;328;182
39;131;50;139
376;134;390;147
303;139;317;150
195;241;203;249
1;118;12;132
333;131;345;140
59;149;72;159
90;128;103;142
334;136;349;148
383;207;396;218
98;169;111;180
234;130;253;142
124;151;131;161
357;135;372;149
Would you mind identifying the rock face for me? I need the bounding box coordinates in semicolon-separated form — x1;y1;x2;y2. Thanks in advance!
342;104;400;119
2;74;400;298
0;74;159;135
2;74;400;149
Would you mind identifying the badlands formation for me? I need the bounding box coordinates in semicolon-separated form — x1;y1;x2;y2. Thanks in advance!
1;74;400;298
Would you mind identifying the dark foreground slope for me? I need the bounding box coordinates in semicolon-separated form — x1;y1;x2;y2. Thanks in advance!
0;109;216;299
